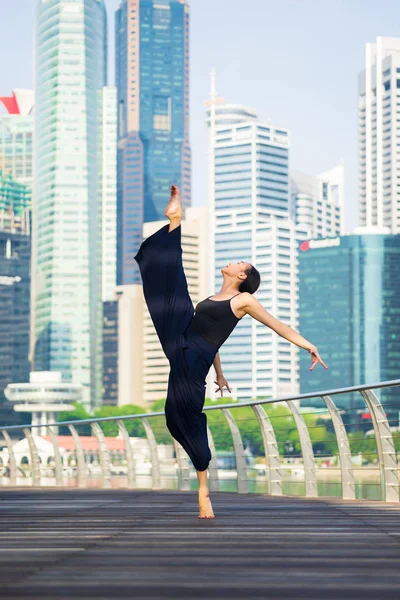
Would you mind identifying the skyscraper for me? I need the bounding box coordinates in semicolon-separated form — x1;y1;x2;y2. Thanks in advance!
299;233;400;424
290;164;344;239
34;0;107;407
359;37;400;233
207;89;307;399
115;0;191;285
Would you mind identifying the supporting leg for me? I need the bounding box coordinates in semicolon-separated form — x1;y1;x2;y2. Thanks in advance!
196;468;215;519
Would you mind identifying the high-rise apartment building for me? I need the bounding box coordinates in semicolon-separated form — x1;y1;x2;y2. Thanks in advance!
207;93;307;399
359;37;400;233
34;0;107;407
115;0;191;285
290;164;344;239
0;89;34;191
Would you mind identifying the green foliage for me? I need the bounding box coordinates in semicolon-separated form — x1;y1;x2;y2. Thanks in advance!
147;398;172;444
93;404;147;437
57;402;92;435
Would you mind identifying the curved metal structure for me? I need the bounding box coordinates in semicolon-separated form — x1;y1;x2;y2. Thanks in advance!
222;408;248;494
47;426;63;487
173;440;190;491
252;404;282;495
2;431;17;485
117;420;136;489
141;418;161;490
91;423;112;489
0;380;399;504
286;401;318;498
321;395;355;500
360;389;399;502
22;428;41;486
68;425;88;488
207;425;219;492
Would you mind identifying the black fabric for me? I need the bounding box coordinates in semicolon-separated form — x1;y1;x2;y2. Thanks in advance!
190;294;241;349
134;224;218;471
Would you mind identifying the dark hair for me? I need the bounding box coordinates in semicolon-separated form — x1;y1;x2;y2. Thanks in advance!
239;264;261;294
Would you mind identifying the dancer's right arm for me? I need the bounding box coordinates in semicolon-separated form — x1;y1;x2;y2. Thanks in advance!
213;352;232;397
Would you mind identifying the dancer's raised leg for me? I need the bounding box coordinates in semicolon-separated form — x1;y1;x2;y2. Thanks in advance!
166;184;182;232
196;468;215;519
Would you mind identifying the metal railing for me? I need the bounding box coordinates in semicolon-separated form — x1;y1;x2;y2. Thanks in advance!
1;380;399;503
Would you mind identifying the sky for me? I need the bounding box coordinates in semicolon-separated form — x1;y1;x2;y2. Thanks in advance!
1;0;399;233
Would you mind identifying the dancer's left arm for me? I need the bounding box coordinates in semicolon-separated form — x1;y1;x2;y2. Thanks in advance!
213;352;232;397
241;293;328;371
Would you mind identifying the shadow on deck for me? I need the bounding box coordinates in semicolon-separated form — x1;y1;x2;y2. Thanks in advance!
0;489;400;599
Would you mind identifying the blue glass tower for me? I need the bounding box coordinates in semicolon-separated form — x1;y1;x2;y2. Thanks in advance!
299;233;400;422
116;0;191;284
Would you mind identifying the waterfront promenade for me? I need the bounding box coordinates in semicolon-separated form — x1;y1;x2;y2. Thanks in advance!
0;488;400;599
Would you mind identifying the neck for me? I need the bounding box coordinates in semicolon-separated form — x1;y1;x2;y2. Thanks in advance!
217;283;239;296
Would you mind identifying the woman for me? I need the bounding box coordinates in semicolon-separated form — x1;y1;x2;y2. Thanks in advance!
134;185;328;519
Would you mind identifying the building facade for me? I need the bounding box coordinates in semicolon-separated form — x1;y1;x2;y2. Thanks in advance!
34;0;107;407
0;89;34;191
358;37;400;233
102;299;119;406
99;86;117;301
207;95;307;400
298;233;400;422
0;168;31;234
115;0;191;285
290;164;344;239
0;230;31;426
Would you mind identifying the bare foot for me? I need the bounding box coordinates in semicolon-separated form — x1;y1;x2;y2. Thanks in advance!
165;184;182;220
198;487;215;519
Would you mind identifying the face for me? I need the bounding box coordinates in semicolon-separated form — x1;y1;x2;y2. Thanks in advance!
220;260;251;281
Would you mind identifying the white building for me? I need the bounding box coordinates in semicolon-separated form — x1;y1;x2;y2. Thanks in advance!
33;0;107;407
290;164;344;238
99;86;117;301
358;36;400;233
206;82;307;400
5;372;81;437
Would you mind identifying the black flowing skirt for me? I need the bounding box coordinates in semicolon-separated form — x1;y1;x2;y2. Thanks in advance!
134;223;218;471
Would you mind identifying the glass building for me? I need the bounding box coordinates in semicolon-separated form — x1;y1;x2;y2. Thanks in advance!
299;233;400;422
0;230;31;427
0;168;31;234
115;0;190;284
207;95;307;400
34;0;107;407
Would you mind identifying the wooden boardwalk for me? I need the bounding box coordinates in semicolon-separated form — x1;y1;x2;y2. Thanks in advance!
0;489;400;599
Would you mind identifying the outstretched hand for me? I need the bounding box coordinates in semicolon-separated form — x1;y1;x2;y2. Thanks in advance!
215;374;231;397
309;346;328;371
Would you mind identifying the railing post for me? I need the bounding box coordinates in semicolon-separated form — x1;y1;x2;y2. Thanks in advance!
222;408;248;494
141;418;161;490
173;440;191;491
2;431;17;486
207;425;219;492
252;404;282;495
91;423;112;489
68;425;88;488
47;426;64;487
286;401;318;497
321;395;355;500
117;420;136;489
22;428;41;486
360;389;399;502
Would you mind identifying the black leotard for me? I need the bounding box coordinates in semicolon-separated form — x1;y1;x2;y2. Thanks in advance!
190;293;242;349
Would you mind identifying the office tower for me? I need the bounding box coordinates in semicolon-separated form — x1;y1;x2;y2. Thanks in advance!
0;230;30;426
290;164;344;239
102;300;119;406
0;89;34;191
99;86;117;301
0;168;31;234
34;0;107;407
115;0;191;285
298;233;400;423
207;88;307;399
359;37;400;233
